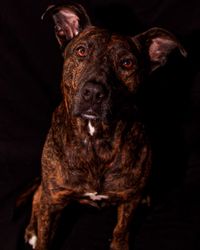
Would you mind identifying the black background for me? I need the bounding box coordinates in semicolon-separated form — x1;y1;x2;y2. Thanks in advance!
0;0;200;249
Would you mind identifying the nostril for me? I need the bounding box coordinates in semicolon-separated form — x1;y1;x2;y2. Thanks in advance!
95;92;105;103
82;88;92;101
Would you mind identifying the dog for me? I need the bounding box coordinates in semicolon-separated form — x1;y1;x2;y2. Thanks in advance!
25;3;186;250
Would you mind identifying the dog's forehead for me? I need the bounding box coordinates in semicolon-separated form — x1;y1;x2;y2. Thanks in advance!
68;26;137;53
108;35;138;56
79;26;110;41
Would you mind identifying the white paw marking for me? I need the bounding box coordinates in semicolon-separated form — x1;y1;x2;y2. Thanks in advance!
88;121;95;136
28;235;37;249
84;192;109;201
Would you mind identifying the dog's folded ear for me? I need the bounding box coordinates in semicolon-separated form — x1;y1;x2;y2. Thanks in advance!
132;27;187;72
42;3;91;49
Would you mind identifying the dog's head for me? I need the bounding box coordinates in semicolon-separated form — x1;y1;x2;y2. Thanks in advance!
43;3;186;123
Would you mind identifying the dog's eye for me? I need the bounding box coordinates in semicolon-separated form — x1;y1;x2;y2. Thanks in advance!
120;59;134;70
76;46;87;57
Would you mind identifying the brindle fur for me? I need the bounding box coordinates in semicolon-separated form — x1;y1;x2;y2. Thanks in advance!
25;3;186;250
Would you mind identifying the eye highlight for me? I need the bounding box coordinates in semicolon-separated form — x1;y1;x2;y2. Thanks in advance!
76;46;88;57
120;58;135;70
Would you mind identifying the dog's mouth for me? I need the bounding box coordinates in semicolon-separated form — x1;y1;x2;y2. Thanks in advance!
81;109;100;120
81;113;98;120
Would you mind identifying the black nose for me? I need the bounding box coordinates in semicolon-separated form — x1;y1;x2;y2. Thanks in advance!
82;82;106;104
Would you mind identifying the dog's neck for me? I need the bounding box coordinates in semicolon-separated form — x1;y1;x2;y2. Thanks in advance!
74;117;120;139
60;100;139;140
74;117;128;163
54;102;141;163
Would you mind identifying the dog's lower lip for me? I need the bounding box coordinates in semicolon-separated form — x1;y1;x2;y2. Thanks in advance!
82;114;97;120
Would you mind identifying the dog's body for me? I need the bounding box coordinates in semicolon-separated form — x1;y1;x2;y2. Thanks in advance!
25;3;186;250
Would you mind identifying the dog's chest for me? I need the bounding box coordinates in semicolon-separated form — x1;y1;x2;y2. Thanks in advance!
62;129;141;195
65;135;115;184
49;112;149;203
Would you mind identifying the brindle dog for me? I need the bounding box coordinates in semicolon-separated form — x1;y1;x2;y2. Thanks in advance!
25;3;186;250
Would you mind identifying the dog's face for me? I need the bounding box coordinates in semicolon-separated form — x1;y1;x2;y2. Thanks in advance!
62;27;142;122
43;3;186;123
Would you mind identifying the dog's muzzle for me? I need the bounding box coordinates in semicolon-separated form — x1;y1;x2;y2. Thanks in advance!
74;81;109;120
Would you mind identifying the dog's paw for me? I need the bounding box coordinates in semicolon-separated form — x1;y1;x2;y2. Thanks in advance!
25;228;37;249
84;192;109;201
28;235;38;249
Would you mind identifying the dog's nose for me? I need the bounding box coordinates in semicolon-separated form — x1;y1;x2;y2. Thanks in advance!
82;82;106;104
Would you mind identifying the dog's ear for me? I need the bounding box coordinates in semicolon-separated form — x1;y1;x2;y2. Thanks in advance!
42;3;91;49
132;27;187;72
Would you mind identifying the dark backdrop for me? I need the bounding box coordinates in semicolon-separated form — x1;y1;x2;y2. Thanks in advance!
0;0;200;249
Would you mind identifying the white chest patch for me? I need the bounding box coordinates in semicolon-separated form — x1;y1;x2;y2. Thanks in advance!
84;192;109;201
88;120;95;136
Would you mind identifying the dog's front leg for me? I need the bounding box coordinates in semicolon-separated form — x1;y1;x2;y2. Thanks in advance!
25;185;41;249
26;187;67;250
35;203;52;250
110;198;140;250
35;201;61;250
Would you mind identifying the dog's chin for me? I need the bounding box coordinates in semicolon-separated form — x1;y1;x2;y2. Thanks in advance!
78;112;112;124
73;107;112;124
81;113;99;120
